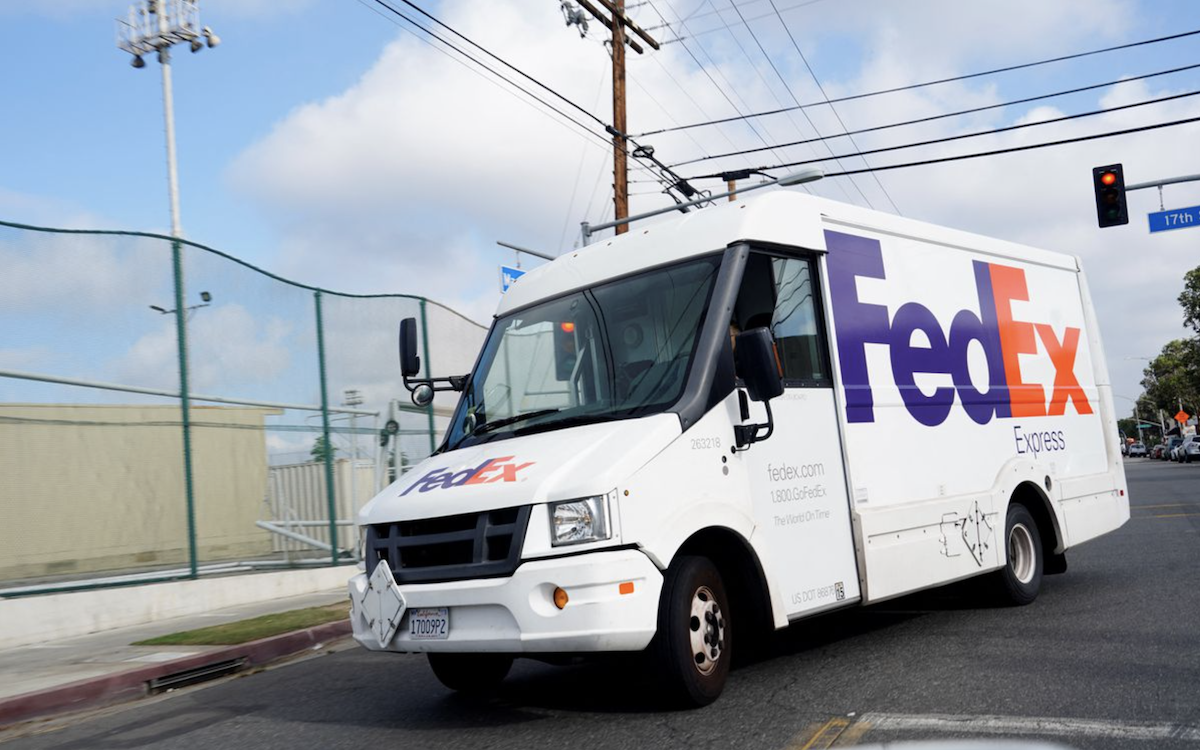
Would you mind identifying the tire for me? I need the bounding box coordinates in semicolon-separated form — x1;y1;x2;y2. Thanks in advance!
989;503;1043;606
427;653;513;694
649;556;731;707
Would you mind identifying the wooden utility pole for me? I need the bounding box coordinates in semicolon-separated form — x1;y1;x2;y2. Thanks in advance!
611;0;628;232
570;0;659;235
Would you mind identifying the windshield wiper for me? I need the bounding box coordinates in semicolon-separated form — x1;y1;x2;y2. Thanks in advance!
471;408;561;437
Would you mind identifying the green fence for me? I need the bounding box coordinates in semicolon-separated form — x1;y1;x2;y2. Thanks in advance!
0;219;487;596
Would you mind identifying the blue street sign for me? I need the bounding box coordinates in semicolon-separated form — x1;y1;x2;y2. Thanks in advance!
499;265;526;293
1148;205;1200;233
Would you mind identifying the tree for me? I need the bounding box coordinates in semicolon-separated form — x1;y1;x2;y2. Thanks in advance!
1180;265;1200;334
310;435;337;463
1139;338;1200;416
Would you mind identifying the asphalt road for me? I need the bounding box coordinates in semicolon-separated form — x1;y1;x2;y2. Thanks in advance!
5;458;1198;750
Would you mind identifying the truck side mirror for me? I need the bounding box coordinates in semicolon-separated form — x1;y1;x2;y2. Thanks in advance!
399;317;421;378
734;327;784;403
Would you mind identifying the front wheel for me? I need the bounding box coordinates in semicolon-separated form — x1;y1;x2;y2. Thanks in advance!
649;556;731;708
988;503;1043;606
427;653;513;694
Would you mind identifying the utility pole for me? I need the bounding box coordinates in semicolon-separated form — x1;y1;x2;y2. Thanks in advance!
611;0;628;232
562;1;659;235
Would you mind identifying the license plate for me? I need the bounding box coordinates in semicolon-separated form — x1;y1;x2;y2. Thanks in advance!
408;608;449;640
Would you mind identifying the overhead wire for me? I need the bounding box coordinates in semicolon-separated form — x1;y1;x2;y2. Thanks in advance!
765;0;901;214
756;114;1200;181
361;0;612;149
685;88;1200;178
644;0;832;37
642;0;820;198
670;61;1200;167
723;0;874;207
637;27;1200;137
684;0;855;204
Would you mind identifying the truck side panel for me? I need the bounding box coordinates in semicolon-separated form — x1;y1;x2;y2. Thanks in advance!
819;220;1125;602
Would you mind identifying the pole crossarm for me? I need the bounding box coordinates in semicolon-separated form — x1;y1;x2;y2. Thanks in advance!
594;0;660;49
576;0;645;53
1126;173;1200;191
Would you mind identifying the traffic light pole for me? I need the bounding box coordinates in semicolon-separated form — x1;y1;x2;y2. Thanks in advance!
1125;173;1200;191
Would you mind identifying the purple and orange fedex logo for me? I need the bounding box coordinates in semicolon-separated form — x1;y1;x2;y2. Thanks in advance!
825;230;1093;427
400;456;535;495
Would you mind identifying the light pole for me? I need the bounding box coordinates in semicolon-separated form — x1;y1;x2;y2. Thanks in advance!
343;389;363;516
117;0;219;579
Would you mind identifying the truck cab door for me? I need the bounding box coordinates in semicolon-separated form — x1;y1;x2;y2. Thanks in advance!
733;250;861;618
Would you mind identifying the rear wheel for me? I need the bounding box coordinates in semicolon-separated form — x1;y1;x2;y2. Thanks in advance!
427;653;513;694
649;556;731;707
989;503;1043;606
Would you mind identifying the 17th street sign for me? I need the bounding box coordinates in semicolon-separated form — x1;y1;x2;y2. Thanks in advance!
1148;205;1200;233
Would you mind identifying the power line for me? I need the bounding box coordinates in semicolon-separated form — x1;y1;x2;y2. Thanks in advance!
769;114;1200;181
765;0;901;214
644;0;830;35
670;61;1200;167
642;0;818;196
690;0;857;204
637;27;1200;137
686;89;1200;178
372;0;606;128
361;1;678;198
724;0;876;208
362;0;611;147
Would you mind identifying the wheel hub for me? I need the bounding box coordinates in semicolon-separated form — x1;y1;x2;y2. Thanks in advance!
689;585;724;675
1009;522;1036;584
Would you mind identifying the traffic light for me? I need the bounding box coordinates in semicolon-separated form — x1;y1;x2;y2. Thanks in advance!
1092;163;1129;228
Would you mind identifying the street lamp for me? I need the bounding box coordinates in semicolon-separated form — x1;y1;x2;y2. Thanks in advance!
117;0;218;580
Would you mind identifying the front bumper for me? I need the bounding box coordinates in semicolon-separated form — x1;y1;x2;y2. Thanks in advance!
348;548;663;653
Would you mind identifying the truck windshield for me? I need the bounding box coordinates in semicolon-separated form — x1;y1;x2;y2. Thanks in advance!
445;255;722;451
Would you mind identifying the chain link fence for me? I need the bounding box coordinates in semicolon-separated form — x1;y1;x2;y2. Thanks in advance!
0;220;487;596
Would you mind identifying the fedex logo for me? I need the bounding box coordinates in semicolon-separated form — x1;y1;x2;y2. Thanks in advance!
825;231;1093;427
400;456;535;495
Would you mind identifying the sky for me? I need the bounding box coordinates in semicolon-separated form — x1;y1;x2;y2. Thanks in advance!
3;0;1200;422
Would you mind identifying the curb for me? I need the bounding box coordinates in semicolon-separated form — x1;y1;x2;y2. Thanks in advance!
0;619;352;728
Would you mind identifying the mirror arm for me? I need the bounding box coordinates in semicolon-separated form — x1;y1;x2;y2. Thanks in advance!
733;399;775;452
402;374;469;394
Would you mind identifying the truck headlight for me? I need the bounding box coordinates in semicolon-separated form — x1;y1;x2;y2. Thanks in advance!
550;496;609;546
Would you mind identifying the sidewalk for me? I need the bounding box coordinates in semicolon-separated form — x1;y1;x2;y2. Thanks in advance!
0;588;351;728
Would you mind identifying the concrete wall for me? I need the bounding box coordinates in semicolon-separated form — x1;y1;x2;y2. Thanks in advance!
0;404;279;583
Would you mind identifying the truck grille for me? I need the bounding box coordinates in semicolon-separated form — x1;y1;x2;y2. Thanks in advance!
365;506;530;584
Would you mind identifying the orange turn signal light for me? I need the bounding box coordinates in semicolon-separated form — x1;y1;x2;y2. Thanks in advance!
619;582;634;595
553;586;569;609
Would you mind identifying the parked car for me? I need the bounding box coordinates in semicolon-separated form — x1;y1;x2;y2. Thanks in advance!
1128;442;1147;457
1177;435;1200;463
1151;444;1166;459
1163;437;1183;460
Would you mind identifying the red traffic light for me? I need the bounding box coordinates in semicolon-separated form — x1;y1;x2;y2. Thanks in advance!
1100;171;1117;186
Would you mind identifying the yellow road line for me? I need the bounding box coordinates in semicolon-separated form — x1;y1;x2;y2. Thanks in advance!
1132;503;1196;509
787;718;852;750
1145;513;1200;518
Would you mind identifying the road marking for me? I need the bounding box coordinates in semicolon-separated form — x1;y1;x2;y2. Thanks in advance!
1144;513;1200;519
785;717;852;750
1133;504;1197;509
857;712;1200;741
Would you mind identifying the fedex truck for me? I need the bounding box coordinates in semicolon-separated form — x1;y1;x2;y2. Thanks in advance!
349;191;1128;706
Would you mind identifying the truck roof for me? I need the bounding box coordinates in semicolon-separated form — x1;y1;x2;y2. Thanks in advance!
497;190;1080;318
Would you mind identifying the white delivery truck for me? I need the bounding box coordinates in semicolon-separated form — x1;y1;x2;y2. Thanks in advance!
349;190;1128;706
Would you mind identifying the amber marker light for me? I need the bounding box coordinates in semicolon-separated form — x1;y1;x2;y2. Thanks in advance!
554;587;569;609
619;582;635;595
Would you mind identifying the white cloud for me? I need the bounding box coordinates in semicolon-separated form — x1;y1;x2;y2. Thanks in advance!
110;302;293;393
227;0;1196;407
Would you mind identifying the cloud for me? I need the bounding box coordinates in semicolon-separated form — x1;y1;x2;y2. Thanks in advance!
110;302;293;394
0;0;312;20
0;230;167;314
227;0;1195;407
